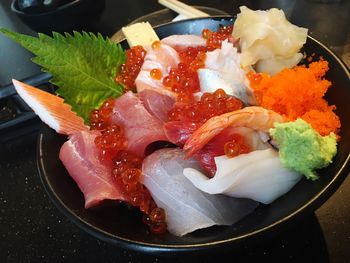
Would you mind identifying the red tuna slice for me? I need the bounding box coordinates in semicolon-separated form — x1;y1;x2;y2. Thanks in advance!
12;79;88;135
163;121;202;147
135;43;179;97
109;91;168;157
139;89;175;122
194;127;239;177
59;131;126;208
161;35;206;51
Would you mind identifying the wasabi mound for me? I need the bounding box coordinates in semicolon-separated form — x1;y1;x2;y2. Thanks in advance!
270;119;337;180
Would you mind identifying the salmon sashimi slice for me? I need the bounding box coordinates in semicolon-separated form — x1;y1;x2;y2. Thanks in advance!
135;43;179;97
12;79;88;135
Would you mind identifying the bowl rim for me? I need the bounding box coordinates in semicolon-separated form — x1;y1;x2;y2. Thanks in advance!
36;15;350;254
11;0;84;17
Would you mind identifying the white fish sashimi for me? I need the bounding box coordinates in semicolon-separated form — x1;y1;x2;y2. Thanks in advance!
184;148;302;204
142;148;258;236
198;40;256;105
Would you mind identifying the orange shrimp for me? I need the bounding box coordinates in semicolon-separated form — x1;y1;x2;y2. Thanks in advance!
184;106;284;157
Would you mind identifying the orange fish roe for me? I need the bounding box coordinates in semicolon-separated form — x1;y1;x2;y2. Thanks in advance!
150;68;163;80
163;25;235;102
202;24;234;51
163;48;205;102
168;88;243;124
248;60;341;136
224;134;250;158
90;101;167;234
116;45;147;92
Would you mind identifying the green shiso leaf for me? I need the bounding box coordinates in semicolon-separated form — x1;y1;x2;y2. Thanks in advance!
0;28;126;123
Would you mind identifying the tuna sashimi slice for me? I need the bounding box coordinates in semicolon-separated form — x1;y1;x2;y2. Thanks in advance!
13;79;88;135
142;148;258;236
59;131;126;208
161;34;206;51
163;121;201;146
109;91;168;157
138;89;175;122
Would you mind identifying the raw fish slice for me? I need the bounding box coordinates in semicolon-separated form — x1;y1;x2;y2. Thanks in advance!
138;89;175;122
161;34;206;51
59;131;126;208
135;43;179;96
142;148;258;236
198;69;254;105
144;44;180;70
13;79;88;135
109;91;168;157
163;121;201;146
198;40;256;105
184;148;302;204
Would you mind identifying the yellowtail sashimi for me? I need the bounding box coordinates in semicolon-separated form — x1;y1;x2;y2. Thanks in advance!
12;79;88;135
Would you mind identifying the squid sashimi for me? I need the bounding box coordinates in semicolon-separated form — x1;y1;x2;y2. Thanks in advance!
184;106;284;157
139;89;175;122
59;131;126;208
184;148;302;204
135;42;179;97
142;148;258;236
197;40;256;105
109;91;168;157
161;34;206;51
195;127;271;177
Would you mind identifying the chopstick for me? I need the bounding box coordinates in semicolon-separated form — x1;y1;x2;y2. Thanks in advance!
158;0;210;18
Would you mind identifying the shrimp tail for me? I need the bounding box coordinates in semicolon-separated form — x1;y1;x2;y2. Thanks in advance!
184;106;284;157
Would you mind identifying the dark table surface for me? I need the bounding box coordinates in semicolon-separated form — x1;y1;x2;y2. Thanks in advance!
0;0;349;262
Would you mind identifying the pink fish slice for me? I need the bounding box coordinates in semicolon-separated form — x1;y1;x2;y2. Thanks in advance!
12;79;89;135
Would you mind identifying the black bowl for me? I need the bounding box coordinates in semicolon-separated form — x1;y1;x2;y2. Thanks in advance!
36;16;350;254
11;0;105;34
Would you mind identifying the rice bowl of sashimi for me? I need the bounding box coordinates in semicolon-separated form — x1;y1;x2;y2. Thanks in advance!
3;7;350;253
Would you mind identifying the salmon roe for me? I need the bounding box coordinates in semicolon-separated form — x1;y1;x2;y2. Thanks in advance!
90;103;167;234
94;124;127;163
163;25;234;101
224;134;250;158
111;150;167;234
116;45;147;92
150;68;163;80
163;46;207;102
202;24;233;51
89;98;115;131
168;88;243;124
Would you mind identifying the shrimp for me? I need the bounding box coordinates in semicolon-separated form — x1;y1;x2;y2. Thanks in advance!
184;106;284;157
